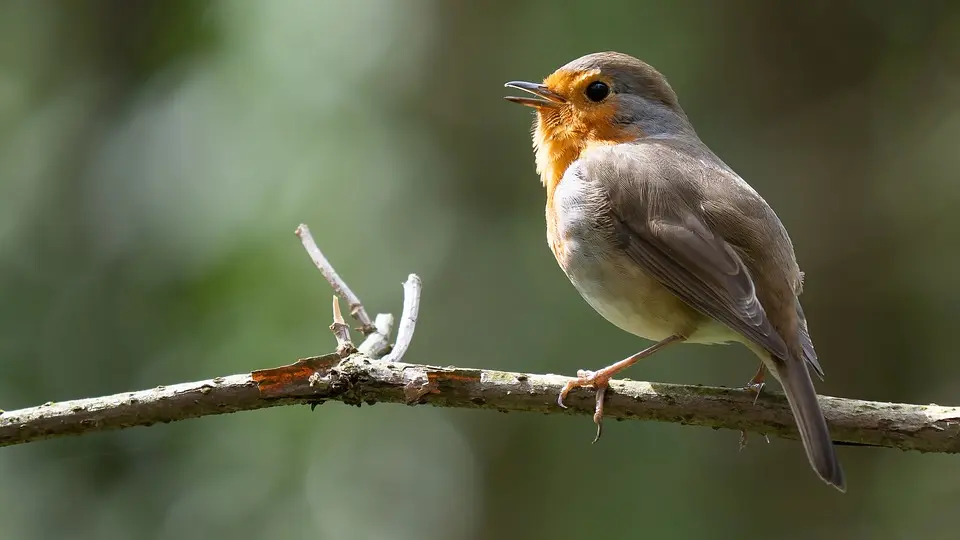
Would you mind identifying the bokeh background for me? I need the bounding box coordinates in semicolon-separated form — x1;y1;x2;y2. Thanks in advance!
2;1;959;539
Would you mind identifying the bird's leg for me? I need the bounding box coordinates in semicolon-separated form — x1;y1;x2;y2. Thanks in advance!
745;362;765;404
558;334;684;443
739;362;769;450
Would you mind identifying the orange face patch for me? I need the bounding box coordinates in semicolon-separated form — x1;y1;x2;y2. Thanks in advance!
532;69;640;193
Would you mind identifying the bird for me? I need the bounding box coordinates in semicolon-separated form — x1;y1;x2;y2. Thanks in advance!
503;51;845;491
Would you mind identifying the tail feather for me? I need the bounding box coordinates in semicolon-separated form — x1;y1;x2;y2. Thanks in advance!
775;358;846;492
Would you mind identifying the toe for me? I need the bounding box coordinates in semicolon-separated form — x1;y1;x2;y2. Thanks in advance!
558;381;577;408
590;384;608;444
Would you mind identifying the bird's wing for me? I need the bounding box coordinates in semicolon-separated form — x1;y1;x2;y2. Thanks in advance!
575;143;791;361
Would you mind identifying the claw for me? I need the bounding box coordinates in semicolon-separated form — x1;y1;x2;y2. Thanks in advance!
557;380;577;408
557;370;609;442
555;335;684;443
740;364;767;447
591;385;607;443
748;381;765;405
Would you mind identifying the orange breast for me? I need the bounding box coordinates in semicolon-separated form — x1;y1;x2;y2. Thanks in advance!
537;130;581;269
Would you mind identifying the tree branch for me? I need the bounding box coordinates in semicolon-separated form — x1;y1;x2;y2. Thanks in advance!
2;353;959;451
2;223;958;453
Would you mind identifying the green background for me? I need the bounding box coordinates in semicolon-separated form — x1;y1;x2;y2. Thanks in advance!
2;1;959;539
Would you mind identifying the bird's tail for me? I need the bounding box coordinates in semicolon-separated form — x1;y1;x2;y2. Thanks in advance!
775;357;846;492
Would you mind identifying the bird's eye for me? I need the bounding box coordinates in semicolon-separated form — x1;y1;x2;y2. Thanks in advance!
584;81;609;102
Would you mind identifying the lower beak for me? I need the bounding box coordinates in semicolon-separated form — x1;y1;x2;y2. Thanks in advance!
503;81;566;108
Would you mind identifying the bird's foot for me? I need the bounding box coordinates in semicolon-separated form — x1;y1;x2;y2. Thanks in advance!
744;363;766;406
739;363;767;449
745;381;765;406
555;336;684;444
558;368;616;444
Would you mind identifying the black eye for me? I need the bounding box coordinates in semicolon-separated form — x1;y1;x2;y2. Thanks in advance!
585;81;609;102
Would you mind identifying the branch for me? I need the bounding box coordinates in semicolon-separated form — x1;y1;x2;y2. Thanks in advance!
2;223;958;454
2;354;959;451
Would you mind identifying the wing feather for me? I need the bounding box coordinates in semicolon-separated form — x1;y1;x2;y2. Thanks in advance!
575;143;798;362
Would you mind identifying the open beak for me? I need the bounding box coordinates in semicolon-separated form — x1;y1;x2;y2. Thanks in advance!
503;81;566;108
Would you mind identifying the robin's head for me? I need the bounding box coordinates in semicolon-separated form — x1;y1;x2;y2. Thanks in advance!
505;52;692;186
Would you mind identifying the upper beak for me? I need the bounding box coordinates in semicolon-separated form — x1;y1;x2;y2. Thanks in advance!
503;81;566;108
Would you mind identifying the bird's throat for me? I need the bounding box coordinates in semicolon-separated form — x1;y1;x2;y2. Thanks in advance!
535;131;581;198
533;115;639;200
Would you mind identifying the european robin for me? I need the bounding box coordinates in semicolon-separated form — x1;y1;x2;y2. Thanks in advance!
504;52;844;491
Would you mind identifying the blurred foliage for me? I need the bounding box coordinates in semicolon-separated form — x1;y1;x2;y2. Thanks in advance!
2;1;960;539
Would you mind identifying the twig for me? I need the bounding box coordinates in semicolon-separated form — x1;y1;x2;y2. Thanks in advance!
2;354;959;451
381;274;421;364
329;297;355;357
295;224;375;334
357;313;395;358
